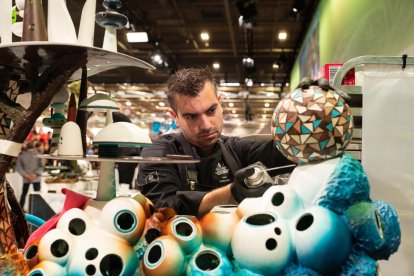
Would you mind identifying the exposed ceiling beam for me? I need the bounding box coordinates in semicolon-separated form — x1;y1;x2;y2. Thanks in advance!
171;0;200;54
224;0;237;57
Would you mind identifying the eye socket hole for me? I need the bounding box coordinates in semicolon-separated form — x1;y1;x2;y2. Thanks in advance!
147;244;162;264
274;227;282;235
50;239;69;258
175;222;193;237
271;192;285;206
85;248;99;260
28;271;43;276
195;251;221;271
296;213;314;231
25;244;38;260
145;228;161;244
68;218;86;236
266;238;277;250
86;264;96;275
100;254;123;276
114;210;137;233
245;213;275;225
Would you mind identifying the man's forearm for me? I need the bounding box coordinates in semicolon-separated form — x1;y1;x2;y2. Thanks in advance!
197;184;238;218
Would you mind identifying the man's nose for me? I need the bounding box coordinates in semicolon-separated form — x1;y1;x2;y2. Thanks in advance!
199;114;212;131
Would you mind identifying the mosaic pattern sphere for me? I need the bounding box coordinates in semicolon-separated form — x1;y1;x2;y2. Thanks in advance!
271;86;353;164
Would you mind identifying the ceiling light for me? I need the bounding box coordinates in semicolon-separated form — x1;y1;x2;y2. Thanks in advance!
292;0;304;13
228;102;234;107
158;101;165;107
219;82;240;87
278;32;287;40
125;101;132;106
236;0;258;23
232;110;236;114
264;103;270;107
213;62;220;69
286;83;290;87
151;53;163;65
245;78;253;87
126;31;149;43
200;32;210;41
272;62;280;69
242;56;255;68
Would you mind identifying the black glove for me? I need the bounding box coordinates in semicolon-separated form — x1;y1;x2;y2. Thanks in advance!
230;164;273;203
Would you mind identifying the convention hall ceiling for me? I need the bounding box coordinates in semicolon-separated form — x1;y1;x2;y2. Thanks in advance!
64;0;319;122
67;0;319;86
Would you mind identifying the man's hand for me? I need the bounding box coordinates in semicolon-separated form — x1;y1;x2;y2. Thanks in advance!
27;173;36;183
230;163;274;203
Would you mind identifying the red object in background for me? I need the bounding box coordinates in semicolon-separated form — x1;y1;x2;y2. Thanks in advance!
313;64;355;86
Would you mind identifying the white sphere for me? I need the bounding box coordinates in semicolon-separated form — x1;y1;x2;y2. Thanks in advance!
262;185;304;218
231;212;293;275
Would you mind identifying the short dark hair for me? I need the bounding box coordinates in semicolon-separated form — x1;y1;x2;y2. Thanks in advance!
112;112;132;123
166;67;217;111
26;141;36;149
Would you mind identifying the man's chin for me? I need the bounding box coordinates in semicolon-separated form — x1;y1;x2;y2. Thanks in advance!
194;135;219;148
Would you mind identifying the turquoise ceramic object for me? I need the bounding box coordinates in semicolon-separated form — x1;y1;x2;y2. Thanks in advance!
281;263;319;276
186;245;233;275
339;249;377;276
316;153;370;214
142;236;186;276
164;216;203;255
370;200;401;260
344;201;385;254
25;197;147;275
271;87;353;164
291;206;352;274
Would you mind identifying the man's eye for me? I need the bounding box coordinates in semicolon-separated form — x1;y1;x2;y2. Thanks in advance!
207;108;216;114
185;115;195;120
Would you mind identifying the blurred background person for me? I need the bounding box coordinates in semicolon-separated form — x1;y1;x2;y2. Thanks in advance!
15;141;44;211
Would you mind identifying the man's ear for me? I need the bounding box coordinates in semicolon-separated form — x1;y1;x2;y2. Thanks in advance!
168;108;177;119
217;93;222;103
168;108;179;125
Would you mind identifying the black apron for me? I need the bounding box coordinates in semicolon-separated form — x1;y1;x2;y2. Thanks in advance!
178;133;241;191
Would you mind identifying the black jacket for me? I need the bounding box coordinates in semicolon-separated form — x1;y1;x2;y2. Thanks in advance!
137;132;293;216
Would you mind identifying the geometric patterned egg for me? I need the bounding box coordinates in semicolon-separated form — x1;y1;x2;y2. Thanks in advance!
271;86;353;164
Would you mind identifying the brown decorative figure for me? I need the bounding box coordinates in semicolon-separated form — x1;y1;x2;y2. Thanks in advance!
22;0;48;41
0;40;153;274
0;44;87;274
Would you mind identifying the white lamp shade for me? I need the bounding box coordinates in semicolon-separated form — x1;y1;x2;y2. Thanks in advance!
79;93;120;111
93;122;152;146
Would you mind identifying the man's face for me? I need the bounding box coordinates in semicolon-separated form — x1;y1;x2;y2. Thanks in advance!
170;81;223;154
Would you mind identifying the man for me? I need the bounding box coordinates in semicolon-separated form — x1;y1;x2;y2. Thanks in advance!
137;67;294;217
16;141;44;210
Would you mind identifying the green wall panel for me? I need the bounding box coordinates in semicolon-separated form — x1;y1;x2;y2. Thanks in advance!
291;0;414;87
